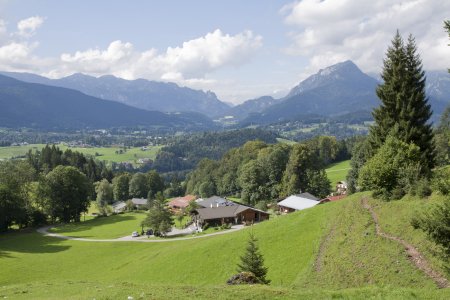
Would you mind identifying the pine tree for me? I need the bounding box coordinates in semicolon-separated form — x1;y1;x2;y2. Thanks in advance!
369;31;435;173
237;232;270;284
402;35;435;171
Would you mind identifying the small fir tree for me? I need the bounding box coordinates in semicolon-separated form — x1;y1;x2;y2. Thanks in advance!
237;232;270;284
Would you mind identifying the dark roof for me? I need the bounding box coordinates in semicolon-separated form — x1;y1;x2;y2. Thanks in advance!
197;196;235;208
196;204;268;220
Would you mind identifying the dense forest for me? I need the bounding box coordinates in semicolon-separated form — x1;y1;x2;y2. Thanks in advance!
185;135;354;206
152;128;279;173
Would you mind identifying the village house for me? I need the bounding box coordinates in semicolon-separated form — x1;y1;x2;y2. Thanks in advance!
319;194;347;204
196;196;235;208
191;196;269;227
131;198;148;209
277;192;320;213
336;181;348;195
168;195;197;211
111;201;126;213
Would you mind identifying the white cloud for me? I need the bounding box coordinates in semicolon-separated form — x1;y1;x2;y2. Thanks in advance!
0;17;43;71
53;29;262;84
282;0;450;74
17;16;44;37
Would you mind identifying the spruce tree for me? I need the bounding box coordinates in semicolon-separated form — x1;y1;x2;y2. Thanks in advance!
369;31;406;150
237;232;270;284
402;35;435;171
369;31;435;173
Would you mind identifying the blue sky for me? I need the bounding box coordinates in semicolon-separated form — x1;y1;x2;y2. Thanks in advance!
0;0;448;103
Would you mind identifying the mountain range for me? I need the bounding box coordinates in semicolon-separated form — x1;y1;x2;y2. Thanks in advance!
0;75;214;130
0;60;449;130
0;71;229;117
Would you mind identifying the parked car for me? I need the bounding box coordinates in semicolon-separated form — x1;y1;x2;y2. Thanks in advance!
131;231;139;237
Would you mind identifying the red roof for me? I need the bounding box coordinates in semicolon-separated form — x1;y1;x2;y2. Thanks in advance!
168;195;197;208
320;195;346;203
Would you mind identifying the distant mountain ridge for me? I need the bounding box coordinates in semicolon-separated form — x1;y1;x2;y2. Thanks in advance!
0;72;230;117
237;60;450;125
0;75;214;130
241;61;380;125
1;60;449;128
224;96;280;121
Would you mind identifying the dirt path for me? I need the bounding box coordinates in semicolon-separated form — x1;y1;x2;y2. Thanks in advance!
314;223;336;272
361;197;449;288
36;224;245;243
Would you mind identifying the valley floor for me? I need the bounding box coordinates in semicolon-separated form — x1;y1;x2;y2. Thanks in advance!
1;193;449;299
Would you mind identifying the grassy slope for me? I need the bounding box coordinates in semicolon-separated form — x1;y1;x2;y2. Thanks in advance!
0;204;332;287
325;160;351;186
300;192;438;290
369;194;449;278
1;193;449;299
0;144;162;164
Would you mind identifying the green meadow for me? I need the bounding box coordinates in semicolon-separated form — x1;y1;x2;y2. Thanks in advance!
325;159;351;186
0;143;162;164
49;212;147;239
1;193;448;299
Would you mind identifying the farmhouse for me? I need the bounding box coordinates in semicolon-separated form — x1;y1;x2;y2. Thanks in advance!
192;204;269;227
277;193;320;213
168;195;197;210
131;198;148;209
196;196;235;208
112;201;126;213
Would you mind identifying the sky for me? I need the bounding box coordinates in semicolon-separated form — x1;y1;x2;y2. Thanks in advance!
0;0;449;104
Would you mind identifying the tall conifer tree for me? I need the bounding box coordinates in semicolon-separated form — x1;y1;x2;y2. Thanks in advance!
369;31;435;173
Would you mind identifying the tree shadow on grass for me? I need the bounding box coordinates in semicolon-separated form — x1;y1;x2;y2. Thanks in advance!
0;231;71;257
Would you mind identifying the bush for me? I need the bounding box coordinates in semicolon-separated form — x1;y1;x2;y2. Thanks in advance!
202;222;209;231
415;179;432;198
431;168;450;195
220;223;232;230
358;135;422;200
29;210;47;227
412;197;450;257
227;272;260;285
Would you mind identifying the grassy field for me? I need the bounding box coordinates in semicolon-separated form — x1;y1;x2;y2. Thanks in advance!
325;159;351;186
49;212;147;239
0;143;162;164
1;193;449;299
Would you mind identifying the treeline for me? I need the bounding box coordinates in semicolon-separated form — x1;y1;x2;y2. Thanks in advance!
152;128;278;173
0;145;115;230
26;144;113;182
186;135;352;207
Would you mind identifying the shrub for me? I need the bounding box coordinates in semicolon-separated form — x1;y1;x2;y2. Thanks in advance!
412;197;450;257
415;179;432;198
202;222;209;231
358;135;422;200
431;168;450;195
227;272;260;285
